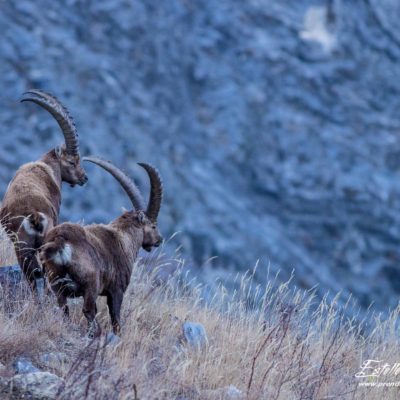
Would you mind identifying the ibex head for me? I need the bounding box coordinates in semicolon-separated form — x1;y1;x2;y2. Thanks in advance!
55;144;87;187
22;89;88;187
138;211;163;252
83;157;163;252
137;163;163;251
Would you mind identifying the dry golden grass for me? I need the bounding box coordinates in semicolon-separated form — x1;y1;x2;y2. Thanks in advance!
0;225;17;266
0;236;400;399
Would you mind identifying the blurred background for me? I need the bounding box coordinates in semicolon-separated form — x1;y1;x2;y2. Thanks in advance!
1;0;400;317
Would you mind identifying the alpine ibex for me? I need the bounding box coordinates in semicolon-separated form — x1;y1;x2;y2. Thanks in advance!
39;157;163;337
0;90;87;293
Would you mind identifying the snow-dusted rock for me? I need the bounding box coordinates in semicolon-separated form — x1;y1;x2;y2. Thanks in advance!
13;357;40;374
182;322;208;349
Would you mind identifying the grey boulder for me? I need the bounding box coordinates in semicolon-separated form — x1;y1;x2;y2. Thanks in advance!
11;372;64;400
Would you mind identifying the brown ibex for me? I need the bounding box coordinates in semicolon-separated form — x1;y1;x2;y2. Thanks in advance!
39;157;163;337
0;90;87;294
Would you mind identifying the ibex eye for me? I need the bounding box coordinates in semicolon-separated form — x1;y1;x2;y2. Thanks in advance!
68;160;75;166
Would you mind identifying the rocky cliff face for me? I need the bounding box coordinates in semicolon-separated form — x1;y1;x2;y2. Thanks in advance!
1;0;400;315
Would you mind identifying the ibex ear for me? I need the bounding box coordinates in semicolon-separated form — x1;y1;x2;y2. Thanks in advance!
137;211;146;225
55;146;62;159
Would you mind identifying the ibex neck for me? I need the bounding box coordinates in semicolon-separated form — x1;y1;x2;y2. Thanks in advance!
112;216;144;260
40;149;62;188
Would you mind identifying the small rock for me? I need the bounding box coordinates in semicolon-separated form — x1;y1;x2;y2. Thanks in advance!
39;352;68;370
12;372;64;400
13;357;40;374
182;322;208;349
104;332;121;346
225;385;244;399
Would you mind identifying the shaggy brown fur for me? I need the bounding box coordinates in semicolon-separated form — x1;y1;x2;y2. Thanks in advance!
39;160;163;337
0;90;87;292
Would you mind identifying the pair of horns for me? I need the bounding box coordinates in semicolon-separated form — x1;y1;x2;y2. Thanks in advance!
83;157;163;222
21;90;162;220
21;89;79;156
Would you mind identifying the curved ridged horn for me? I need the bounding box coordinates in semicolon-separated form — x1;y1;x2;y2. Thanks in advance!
137;163;163;222
83;156;145;211
21;89;79;156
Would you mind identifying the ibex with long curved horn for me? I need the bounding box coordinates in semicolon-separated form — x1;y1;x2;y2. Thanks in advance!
0;90;88;293
39;157;163;337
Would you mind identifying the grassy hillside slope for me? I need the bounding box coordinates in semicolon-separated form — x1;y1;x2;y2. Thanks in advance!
0;232;399;399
